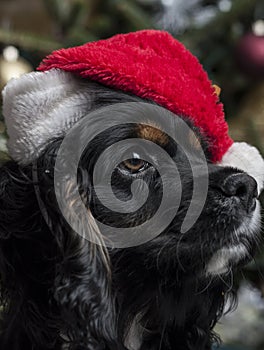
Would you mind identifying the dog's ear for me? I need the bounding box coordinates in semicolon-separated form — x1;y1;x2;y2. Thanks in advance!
34;140;120;348
0;151;122;349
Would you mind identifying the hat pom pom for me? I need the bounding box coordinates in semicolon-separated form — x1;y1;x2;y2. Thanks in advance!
219;142;264;194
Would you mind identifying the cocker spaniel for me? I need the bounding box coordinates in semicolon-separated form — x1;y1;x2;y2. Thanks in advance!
0;30;263;350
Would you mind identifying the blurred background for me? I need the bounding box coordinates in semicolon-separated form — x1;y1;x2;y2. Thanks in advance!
0;0;263;349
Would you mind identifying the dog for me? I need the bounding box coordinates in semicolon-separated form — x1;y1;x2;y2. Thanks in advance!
0;77;262;350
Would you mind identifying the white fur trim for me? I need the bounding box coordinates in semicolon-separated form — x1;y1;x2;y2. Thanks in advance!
2;69;92;165
219;142;264;194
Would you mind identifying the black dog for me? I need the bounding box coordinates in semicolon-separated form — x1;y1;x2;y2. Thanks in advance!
0;82;261;350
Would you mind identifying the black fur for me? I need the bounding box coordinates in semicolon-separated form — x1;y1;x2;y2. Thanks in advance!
0;82;260;350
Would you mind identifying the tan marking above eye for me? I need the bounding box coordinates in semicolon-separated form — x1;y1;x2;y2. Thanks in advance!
137;123;168;145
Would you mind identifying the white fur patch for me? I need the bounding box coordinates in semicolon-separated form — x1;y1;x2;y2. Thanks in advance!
206;244;248;275
2;69;92;165
219;142;264;194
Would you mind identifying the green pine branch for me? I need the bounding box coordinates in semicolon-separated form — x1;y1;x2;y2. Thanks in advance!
0;28;62;53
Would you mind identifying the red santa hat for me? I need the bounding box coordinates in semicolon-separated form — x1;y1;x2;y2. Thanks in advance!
2;30;264;192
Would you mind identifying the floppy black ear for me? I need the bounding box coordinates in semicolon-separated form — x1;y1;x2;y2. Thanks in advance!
35;140;123;350
0;146;124;349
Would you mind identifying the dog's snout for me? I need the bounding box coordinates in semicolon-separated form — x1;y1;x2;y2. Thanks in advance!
220;173;258;212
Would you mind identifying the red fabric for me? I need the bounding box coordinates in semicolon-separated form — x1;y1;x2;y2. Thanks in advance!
38;30;233;162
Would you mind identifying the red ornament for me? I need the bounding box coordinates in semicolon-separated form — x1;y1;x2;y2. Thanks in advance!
236;32;264;78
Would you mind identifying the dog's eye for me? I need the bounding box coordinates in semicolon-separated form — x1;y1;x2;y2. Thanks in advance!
119;152;150;174
123;158;146;172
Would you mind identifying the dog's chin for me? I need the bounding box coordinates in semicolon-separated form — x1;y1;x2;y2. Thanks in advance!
206;201;261;276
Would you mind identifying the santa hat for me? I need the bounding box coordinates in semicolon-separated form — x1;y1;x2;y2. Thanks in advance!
2;30;264;192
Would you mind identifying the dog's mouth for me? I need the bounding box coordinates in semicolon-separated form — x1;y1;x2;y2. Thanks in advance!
206;200;261;275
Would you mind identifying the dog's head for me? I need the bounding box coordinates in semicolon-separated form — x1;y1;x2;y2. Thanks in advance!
6;75;260;276
1;30;264;350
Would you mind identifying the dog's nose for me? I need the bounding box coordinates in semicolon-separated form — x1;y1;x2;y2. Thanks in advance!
220;173;258;212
